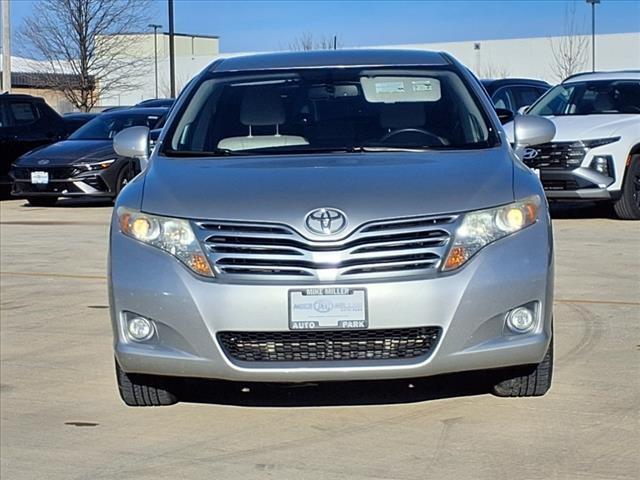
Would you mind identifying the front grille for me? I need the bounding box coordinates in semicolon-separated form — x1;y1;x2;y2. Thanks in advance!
217;327;442;362
11;166;82;180
524;142;588;169
196;215;456;282
542;179;581;191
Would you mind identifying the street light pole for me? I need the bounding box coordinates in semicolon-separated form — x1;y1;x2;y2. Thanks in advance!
586;0;600;72
148;23;162;98
168;0;176;98
1;0;11;92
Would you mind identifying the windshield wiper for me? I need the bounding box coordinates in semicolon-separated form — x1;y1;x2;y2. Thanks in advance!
162;148;246;157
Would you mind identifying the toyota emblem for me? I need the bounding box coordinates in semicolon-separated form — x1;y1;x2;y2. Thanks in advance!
523;148;539;160
305;208;347;235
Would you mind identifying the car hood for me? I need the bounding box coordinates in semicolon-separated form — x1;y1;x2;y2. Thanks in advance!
16;140;116;166
529;114;636;142
142;149;514;236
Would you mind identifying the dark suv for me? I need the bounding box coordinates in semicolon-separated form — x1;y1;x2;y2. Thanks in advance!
0;94;69;194
481;78;550;114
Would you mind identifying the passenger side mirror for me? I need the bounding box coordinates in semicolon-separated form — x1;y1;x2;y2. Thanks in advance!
517;105;530;115
495;108;515;125
513;114;555;148
114;126;150;170
511;115;555;161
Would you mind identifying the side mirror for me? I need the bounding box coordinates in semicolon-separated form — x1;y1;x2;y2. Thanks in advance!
495;108;515;125
114;126;150;169
517;105;530;115
513;114;555;149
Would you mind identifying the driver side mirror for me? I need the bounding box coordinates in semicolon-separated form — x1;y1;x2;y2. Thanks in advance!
114;126;150;170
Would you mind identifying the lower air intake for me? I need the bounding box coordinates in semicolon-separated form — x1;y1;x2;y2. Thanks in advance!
217;327;441;362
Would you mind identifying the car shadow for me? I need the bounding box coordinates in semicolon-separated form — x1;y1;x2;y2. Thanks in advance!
549;201;618;220
176;371;493;408
17;197;114;208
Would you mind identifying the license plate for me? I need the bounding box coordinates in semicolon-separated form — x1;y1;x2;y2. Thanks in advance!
30;171;49;184
289;288;368;330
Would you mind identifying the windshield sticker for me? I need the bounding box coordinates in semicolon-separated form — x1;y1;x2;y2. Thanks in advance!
375;81;405;94
361;76;442;103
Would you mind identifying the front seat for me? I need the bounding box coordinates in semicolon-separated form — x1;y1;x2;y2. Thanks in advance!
218;88;308;151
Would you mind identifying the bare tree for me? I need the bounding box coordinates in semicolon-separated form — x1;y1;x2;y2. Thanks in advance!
19;0;151;111
477;62;510;79
549;2;589;82
287;33;343;51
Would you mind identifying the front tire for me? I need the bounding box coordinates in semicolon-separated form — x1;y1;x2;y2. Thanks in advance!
492;336;553;397
613;154;640;220
115;163;136;197
115;360;178;407
26;196;58;207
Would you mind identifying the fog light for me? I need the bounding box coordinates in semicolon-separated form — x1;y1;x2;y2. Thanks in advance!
506;307;535;333
590;156;612;176
127;316;154;341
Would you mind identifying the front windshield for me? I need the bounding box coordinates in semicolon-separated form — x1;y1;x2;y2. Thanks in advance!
528;80;640;116
69;113;162;140
164;67;495;156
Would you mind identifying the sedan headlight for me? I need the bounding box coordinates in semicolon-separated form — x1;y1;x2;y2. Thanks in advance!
443;196;540;271
77;159;116;171
117;207;213;277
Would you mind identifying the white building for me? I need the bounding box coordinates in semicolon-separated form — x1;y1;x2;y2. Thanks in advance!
372;32;640;83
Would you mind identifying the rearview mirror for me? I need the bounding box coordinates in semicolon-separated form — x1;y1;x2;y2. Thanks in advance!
114;126;150;169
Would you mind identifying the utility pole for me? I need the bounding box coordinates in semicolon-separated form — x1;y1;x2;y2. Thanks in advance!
586;0;600;72
148;23;162;98
168;0;176;98
1;0;11;92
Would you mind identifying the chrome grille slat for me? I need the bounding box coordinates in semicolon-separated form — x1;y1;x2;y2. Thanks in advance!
196;214;457;282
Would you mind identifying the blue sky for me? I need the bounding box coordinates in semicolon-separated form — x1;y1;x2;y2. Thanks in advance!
9;0;640;53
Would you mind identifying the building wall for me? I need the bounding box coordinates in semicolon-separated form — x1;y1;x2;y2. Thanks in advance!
98;33;219;106
97;31;639;107
371;32;640;83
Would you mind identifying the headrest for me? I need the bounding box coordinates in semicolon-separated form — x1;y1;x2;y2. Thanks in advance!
593;92;614;112
240;88;285;126
379;103;426;129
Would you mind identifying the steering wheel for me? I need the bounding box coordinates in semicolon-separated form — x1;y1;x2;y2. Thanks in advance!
380;128;446;146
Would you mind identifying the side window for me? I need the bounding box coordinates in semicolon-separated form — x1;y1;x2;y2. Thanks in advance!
0;102;11;128
513;87;544;110
491;88;512;111
9;102;40;126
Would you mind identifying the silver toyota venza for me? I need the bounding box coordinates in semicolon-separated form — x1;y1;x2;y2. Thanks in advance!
109;50;556;406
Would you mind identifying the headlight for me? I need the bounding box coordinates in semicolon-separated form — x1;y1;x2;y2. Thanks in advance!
117;207;213;277
443;196;540;271
579;137;620;149
77;159;116;171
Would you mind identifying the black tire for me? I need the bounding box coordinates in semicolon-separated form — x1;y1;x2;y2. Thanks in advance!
613;154;640;220
26;196;58;207
492;336;553;397
115;163;136;196
115;360;178;407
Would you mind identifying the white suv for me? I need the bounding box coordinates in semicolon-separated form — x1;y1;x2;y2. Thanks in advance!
519;71;640;219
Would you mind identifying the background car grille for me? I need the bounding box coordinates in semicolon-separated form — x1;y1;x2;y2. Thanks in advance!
217;327;442;362
523;142;588;169
195;215;456;282
11;166;82;180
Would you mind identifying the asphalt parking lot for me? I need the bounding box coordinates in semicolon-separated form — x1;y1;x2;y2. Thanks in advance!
1;198;638;480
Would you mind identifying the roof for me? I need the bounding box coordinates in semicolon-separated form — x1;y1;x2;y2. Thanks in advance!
563;70;640;83
102;107;169;117
481;78;550;88
212;49;449;73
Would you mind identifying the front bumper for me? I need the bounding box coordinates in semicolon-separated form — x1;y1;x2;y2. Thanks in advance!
109;217;554;383
539;168;620;200
9;161;128;198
